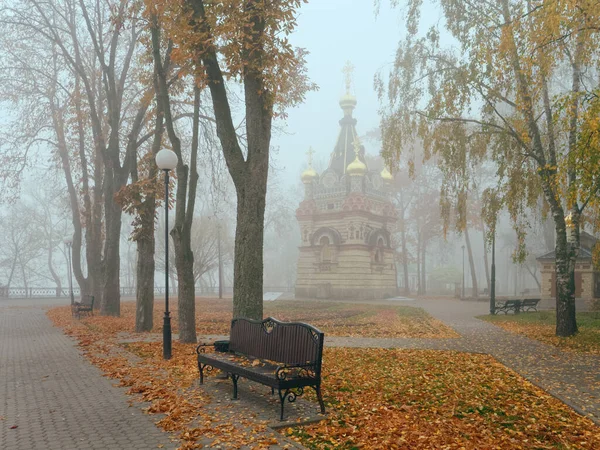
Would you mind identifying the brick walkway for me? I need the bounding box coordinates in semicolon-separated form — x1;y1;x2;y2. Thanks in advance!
0;305;177;450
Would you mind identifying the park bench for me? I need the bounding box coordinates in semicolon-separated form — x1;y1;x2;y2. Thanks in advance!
494;299;521;314
196;317;325;420
520;298;540;312
72;295;94;319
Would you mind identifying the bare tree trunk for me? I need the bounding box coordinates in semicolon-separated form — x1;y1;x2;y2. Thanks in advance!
465;228;478;299
47;246;62;296
232;178;266;319
525;264;541;290
136;235;155;332
482;223;491;291
399;192;410;295
416;232;422;295
421;239;427;295
151;21;198;342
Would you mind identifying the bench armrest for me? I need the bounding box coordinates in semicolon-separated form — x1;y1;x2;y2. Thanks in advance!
275;363;319;381
196;342;213;355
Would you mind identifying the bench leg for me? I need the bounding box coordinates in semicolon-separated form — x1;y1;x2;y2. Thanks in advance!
271;387;274;395
278;389;288;421
198;362;204;384
231;373;239;399
314;385;325;414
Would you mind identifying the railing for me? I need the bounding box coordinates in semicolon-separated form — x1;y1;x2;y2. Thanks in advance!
0;285;294;299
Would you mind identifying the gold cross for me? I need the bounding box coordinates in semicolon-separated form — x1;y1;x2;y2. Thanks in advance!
342;61;354;94
353;136;361;157
306;146;315;166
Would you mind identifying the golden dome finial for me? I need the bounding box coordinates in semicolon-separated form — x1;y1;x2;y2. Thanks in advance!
381;165;393;182
346;136;366;176
340;61;357;114
301;146;318;183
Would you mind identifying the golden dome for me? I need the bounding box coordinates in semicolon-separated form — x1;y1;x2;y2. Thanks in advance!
339;93;357;110
381;166;393;182
301;166;318;183
346;156;367;176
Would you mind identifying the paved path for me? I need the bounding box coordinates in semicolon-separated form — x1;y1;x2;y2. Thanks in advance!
326;297;600;424
0;304;176;450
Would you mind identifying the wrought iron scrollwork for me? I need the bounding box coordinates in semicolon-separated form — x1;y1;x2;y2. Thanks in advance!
276;364;317;381
262;318;276;334
278;387;305;420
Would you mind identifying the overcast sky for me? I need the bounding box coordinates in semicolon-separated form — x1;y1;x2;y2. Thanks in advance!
270;1;441;186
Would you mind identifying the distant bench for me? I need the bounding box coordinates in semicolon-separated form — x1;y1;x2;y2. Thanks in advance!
196;317;325;420
494;298;540;314
72;295;94;319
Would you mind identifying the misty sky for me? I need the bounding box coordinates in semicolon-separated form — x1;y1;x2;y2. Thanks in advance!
272;1;434;186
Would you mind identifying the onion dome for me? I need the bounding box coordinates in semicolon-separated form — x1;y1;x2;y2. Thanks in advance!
339;93;357;111
346;156;367;176
301;166;318;183
381;166;393;182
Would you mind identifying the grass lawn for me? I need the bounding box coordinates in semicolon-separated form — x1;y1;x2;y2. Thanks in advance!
285;348;600;449
47;306;600;449
58;297;458;339
480;310;600;354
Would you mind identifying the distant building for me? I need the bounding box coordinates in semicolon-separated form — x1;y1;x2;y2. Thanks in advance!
537;231;600;301
295;73;398;299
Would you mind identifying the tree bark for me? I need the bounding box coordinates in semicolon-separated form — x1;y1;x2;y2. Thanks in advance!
416;231;422;295
482;223;491;292
189;0;272;320
420;239;427;295
232;177;266;318
399;191;410;295
465;228;478;298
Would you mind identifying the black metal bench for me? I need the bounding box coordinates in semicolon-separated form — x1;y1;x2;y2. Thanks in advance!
521;298;540;312
495;299;521;314
196;317;325;420
72;295;94;319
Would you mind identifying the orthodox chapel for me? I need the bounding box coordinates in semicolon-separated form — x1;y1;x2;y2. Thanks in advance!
295;67;398;299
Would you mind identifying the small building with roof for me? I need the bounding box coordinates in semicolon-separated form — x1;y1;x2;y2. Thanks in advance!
295;70;398;299
536;231;600;301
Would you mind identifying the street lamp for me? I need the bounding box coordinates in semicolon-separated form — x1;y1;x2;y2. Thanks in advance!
156;148;178;360
461;245;465;299
64;237;74;305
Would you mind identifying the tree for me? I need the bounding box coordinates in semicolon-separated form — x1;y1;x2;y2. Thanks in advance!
149;0;315;320
377;0;600;336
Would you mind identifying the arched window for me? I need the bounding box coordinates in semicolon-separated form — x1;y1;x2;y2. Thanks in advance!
374;237;385;263
320;236;332;263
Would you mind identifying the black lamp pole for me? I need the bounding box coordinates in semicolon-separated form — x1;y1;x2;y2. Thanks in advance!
461;245;465;299
65;240;74;305
163;169;172;360
490;229;496;315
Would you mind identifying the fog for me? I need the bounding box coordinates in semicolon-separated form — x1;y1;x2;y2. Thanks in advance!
0;0;569;303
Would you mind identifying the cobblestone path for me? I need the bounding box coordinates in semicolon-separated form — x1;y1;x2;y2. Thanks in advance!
0;305;177;450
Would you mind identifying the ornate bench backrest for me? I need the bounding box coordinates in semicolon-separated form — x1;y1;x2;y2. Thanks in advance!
229;317;324;370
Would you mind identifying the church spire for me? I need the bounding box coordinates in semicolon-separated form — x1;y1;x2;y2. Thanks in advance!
328;61;366;175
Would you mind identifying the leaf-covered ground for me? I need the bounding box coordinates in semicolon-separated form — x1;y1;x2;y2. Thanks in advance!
480;311;600;355
67;298;457;339
287;348;600;449
48;305;600;449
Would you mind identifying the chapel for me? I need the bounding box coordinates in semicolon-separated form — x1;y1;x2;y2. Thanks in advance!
295;68;398;299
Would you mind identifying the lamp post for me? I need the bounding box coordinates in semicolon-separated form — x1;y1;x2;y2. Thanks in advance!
64;237;74;305
490;228;496;315
156;149;178;360
461;245;465;299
